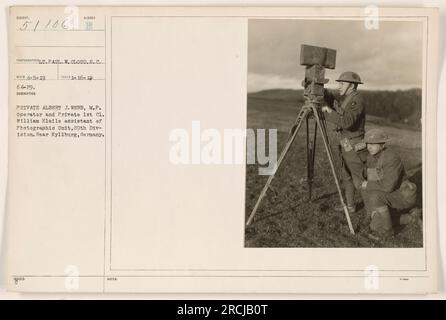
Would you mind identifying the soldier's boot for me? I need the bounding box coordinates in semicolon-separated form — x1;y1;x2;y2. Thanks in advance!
368;206;393;240
399;208;422;229
334;180;356;213
334;204;356;214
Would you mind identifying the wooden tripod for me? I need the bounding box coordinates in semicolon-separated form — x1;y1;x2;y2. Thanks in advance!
246;100;355;235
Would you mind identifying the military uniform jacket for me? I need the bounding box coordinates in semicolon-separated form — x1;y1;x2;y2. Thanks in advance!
365;147;405;193
324;90;366;140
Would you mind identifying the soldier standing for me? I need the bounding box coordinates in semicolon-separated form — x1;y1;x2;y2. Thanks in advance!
359;129;418;239
321;71;367;213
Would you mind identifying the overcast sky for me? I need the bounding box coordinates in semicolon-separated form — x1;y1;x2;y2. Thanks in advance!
248;19;423;92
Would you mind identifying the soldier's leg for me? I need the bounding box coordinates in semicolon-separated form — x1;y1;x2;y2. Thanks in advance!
334;146;355;212
363;190;393;236
341;149;366;208
370;206;393;236
342;149;367;189
360;188;372;217
382;188;418;226
340;163;355;207
384;188;416;211
362;188;419;233
399;208;422;226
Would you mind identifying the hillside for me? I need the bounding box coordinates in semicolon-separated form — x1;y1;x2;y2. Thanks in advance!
248;88;422;129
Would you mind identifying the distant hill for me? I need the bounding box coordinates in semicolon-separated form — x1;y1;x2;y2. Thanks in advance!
248;88;422;129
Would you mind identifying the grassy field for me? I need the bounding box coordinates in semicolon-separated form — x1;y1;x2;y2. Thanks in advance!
245;95;423;248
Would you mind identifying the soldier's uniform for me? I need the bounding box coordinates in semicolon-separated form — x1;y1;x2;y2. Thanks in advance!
361;130;417;236
324;85;367;209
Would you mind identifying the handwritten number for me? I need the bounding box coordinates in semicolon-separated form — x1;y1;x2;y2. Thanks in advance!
33;20;40;32
61;19;70;30
19;21;31;31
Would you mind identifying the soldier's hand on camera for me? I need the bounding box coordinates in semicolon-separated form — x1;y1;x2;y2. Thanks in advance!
361;180;368;189
333;100;343;114
321;106;332;113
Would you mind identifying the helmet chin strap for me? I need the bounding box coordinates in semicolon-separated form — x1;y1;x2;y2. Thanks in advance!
342;82;353;96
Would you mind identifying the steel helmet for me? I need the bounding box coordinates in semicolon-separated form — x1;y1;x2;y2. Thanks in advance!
364;129;390;144
336;71;363;84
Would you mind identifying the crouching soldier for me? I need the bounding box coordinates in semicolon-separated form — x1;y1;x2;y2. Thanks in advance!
359;129;418;239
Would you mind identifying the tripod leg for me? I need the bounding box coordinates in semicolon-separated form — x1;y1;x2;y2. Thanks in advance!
312;106;355;235
318;111;335;161
306;115;312;200
306;115;317;201
319;113;343;186
312;121;318;167
246;106;310;226
319;113;344;191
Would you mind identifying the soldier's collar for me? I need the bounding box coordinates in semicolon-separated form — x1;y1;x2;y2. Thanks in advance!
372;146;386;158
346;90;358;97
341;90;358;103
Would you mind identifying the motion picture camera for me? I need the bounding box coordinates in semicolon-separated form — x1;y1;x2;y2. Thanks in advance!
300;44;337;100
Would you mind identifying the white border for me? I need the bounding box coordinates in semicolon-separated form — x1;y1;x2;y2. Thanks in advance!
0;0;444;299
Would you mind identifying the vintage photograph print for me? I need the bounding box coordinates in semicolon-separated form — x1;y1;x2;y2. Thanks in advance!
245;19;423;248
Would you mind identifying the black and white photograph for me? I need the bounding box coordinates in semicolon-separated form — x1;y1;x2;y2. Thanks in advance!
245;19;424;248
2;5;440;295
